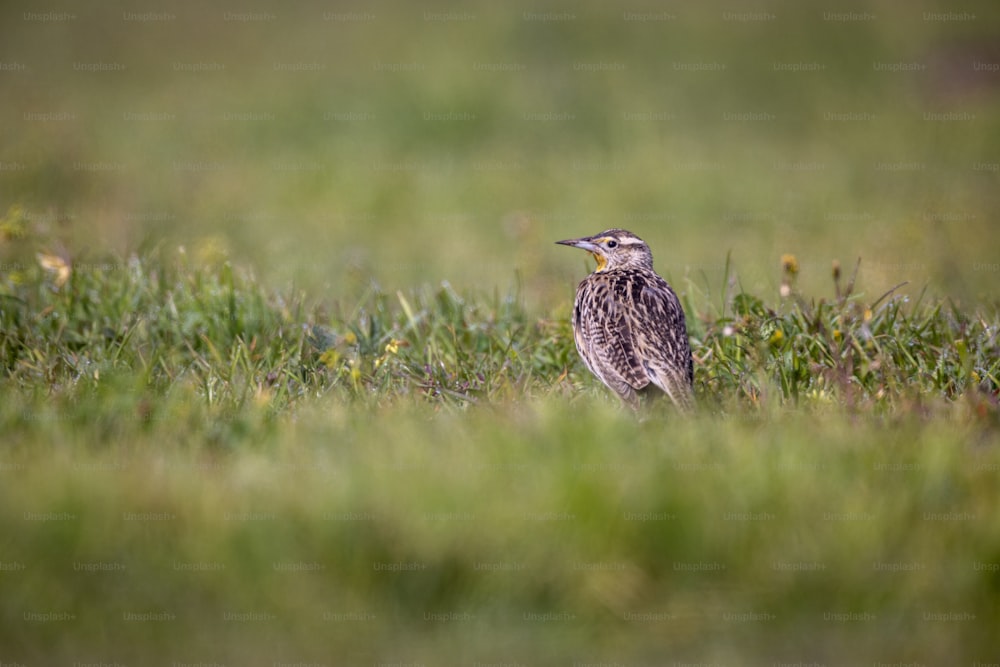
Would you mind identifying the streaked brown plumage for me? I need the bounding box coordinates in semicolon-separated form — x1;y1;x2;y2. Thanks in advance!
556;228;694;411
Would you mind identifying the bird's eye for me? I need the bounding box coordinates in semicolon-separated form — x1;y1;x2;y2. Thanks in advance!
606;240;618;249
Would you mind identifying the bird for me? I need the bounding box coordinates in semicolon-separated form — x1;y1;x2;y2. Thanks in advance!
555;228;694;412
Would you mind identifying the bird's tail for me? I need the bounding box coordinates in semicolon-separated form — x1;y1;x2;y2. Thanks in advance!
647;365;695;413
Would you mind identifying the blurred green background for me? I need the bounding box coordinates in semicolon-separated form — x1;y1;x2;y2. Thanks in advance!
2;0;998;308
3;1;1000;664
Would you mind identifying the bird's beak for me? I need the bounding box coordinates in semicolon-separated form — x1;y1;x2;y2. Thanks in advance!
555;237;600;253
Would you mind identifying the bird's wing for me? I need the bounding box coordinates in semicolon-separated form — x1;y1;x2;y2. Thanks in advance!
631;277;695;410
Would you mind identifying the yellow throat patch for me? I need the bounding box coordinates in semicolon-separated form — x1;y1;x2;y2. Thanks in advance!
591;251;608;272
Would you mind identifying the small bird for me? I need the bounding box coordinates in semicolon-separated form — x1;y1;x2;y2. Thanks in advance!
556;229;694;411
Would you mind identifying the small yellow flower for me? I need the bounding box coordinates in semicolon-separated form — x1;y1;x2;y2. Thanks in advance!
832;329;842;341
863;308;873;322
342;332;357;346
769;329;784;345
254;385;273;408
0;204;30;241
781;254;799;276
37;251;71;287
805;388;833;403
319;349;340;369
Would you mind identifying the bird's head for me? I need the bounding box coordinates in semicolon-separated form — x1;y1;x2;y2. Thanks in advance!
555;228;653;272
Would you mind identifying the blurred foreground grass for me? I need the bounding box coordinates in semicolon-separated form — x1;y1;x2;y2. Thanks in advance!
1;235;999;663
3;404;999;664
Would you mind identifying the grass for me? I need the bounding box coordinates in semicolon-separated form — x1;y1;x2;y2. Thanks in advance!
4;408;999;664
1;225;999;664
3;220;996;416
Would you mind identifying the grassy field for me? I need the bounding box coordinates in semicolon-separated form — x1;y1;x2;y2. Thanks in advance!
2;223;998;664
2;0;1000;664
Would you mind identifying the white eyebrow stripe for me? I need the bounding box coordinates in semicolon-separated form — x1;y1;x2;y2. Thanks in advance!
617;237;644;245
